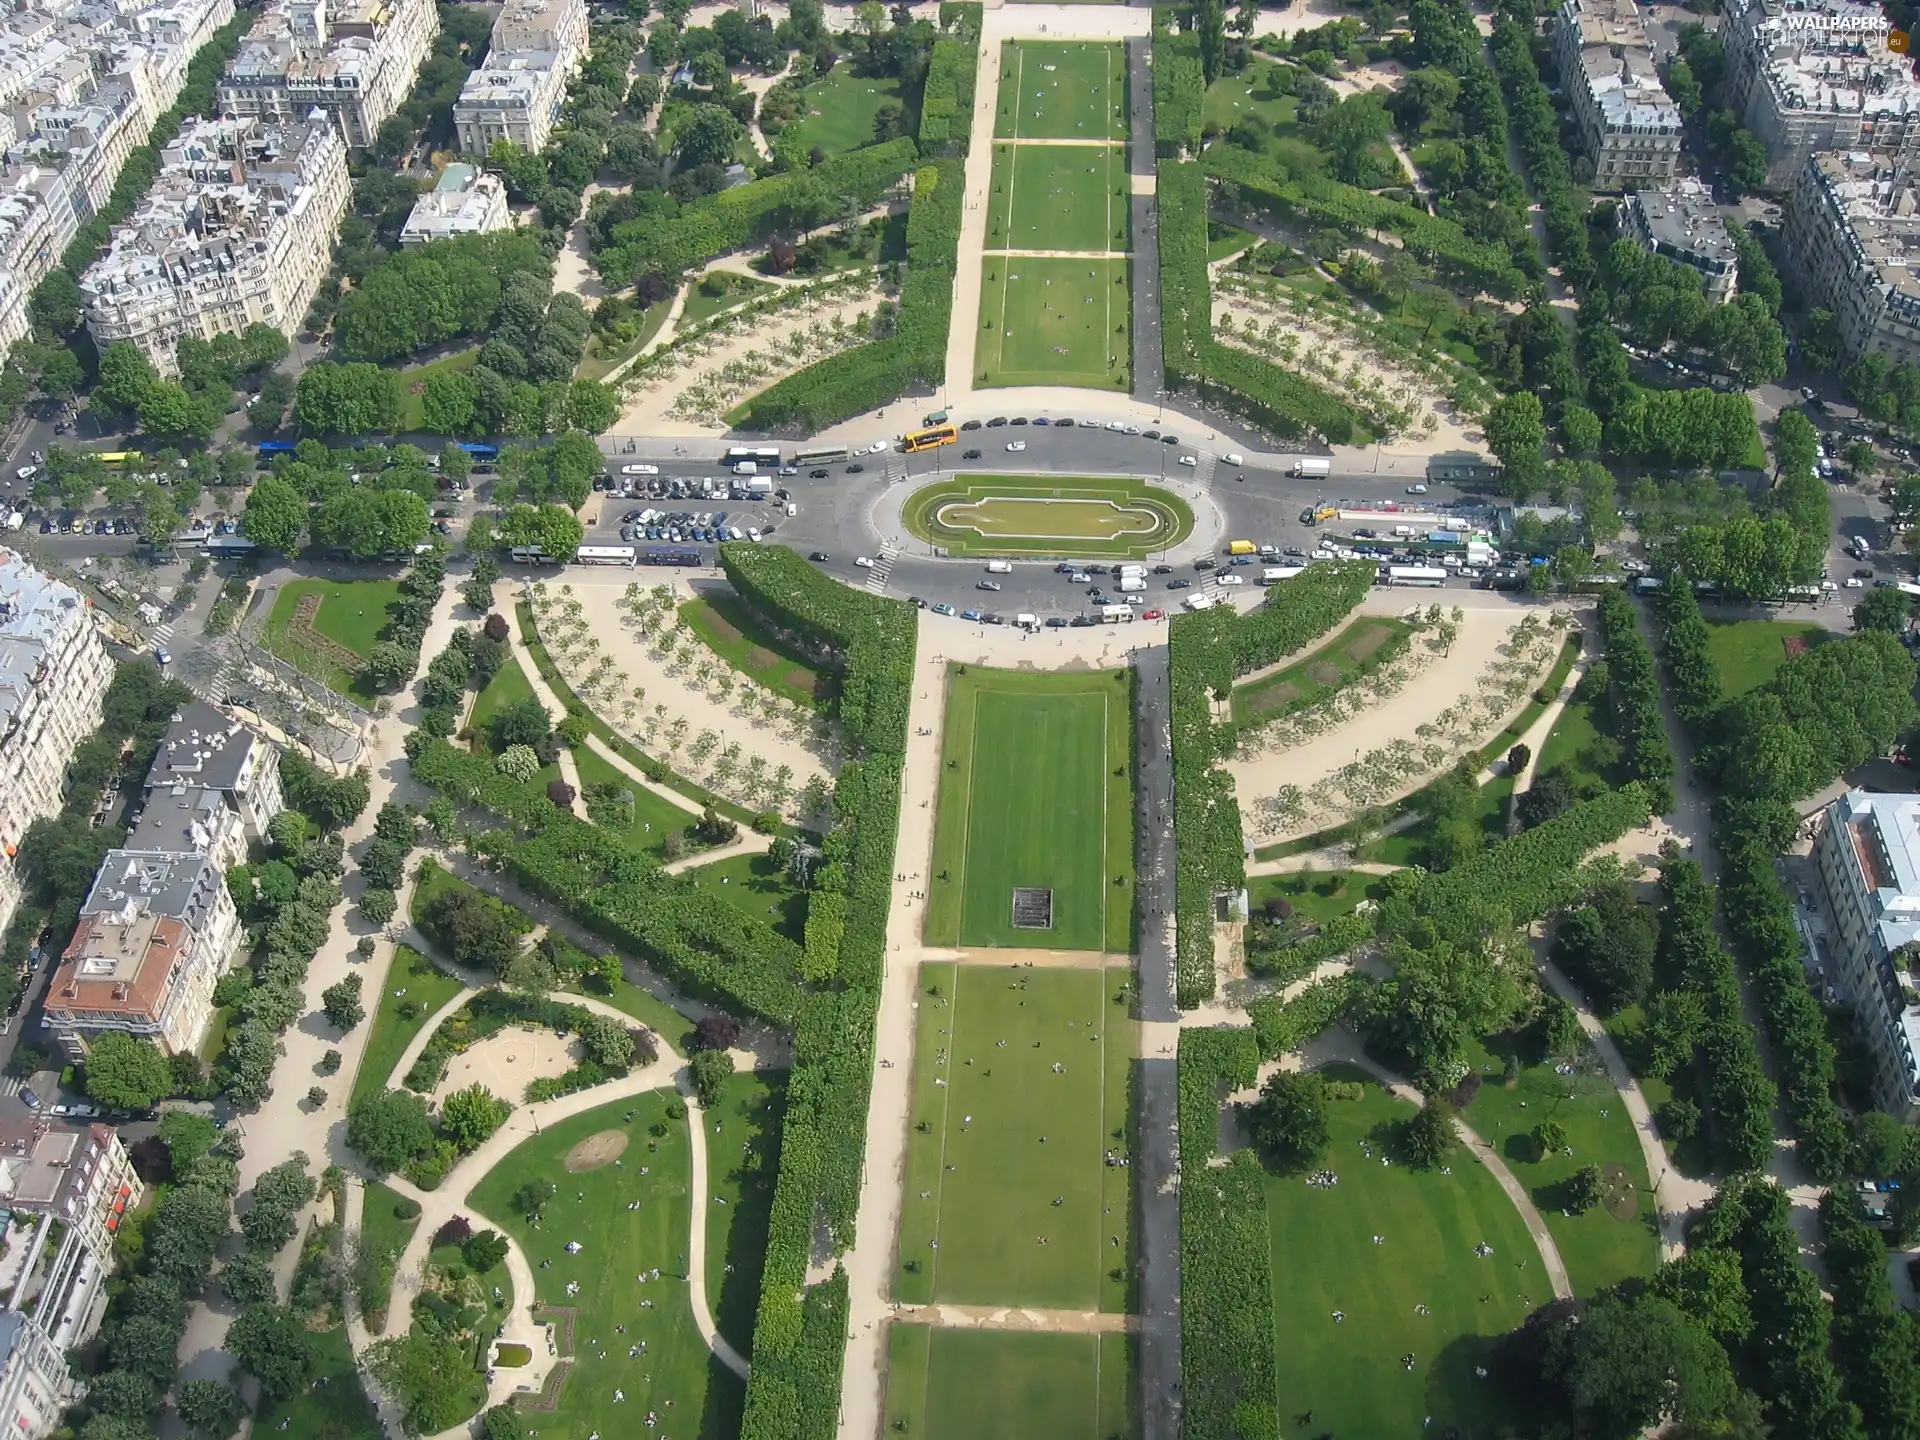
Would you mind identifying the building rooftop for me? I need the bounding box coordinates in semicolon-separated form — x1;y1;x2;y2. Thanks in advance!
1561;0;1682;129
1803;150;1920;307
0;1120;120;1217
146;701;262;796
1742;0;1920;121
1629;178;1737;265
79;847;223;927
457;49;564;107
0;550;86;735
400;162;506;244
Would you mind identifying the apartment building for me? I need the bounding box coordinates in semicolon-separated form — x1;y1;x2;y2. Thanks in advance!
1552;0;1683;186
0;553;112;940
1722;0;1920;188
0;1121;143;1440
1620;179;1739;302
77;110;349;372
453;0;588;157
1782;149;1920;365
220;0;439;149
400;161;509;247
136;700;285;863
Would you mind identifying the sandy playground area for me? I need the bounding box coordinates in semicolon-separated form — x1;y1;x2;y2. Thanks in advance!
431;1025;586;1108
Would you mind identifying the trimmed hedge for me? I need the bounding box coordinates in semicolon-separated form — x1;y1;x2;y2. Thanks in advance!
1160;160;1365;443
1594;590;1676;813
1170;562;1376;1007
1153;13;1204;157
1249;971;1370;1061
917;6;981;154
1178;1027;1275;1440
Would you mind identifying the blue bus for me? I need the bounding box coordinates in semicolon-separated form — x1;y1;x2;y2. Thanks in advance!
642;547;701;567
257;441;295;461
455;441;497;473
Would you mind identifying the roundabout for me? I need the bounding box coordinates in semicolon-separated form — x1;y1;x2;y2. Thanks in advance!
901;473;1194;559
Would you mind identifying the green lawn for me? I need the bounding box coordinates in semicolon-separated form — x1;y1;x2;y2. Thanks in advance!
1231;616;1413;725
986;142;1129;253
924;666;1135;952
572;742;699;858
265;578;406;697
359;1180;422;1334
679;850;810;946
995;41;1127;140
468;652;543;749
1459;1038;1659;1299
409;857;535;937
1201;61;1308;142
977;256;1131;390
1535;692;1626;795
578;298;673;382
680;273;781;329
397;348;481;432
884;1327;1134;1440
1207;222;1256;261
1603;1005;1716;1181
1246;870;1388;929
1704;618;1829;699
467;1092;745;1440
253;1325;382;1440
677;592;834;706
1266;1072;1536;1438
352;945;467;1110
702;1068;787;1358
784;67;905;157
896;964;1135;1311
422;1237;514;1425
902;474;1192;560
563;973;698;1057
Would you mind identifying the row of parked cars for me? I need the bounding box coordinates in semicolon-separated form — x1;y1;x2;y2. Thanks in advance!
618;509;757;544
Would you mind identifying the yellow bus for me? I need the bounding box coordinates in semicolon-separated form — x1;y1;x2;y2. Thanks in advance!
903;424;958;453
90;451;137;467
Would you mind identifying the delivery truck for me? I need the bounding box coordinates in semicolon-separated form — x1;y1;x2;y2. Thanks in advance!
1118;576;1146;593
1226;539;1258;556
1289;457;1332;478
1260;566;1304;585
746;476;774;496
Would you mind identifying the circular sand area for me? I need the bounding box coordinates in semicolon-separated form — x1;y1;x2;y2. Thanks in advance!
565;1129;630;1172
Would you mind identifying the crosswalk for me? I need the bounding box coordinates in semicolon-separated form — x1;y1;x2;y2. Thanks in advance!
0;1075;26;1098
885;456;908;487
1189;452;1218;488
150;621;174;647
864;546;898;594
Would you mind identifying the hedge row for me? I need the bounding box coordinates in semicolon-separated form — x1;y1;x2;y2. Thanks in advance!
1246;911;1373;981
1656;853;1777;1173
1488;17;1594;292
1153;13;1204;156
729;156;961;433
1160;160;1366;443
1169;562;1377;1007
1594;590;1676;813
1177;1027;1276;1440
1249;971;1370;1062
718;546;914;1440
598;137;919;283
917;5;981;154
1201;147;1524;300
1818;1188;1920;1437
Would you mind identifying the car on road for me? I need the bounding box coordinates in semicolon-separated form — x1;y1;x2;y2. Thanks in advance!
847;463;865;473
1846;577;1866;587
1161;435;1180;445
1194;558;1217;570
1007;441;1027;452
854;555;873;568
1178;455;1198;466
978;580;1002;591
780;466;798;476
1801;386;1818;402
1143;608;1165;620
1854;567;1875;579
1033;417;1051;426
621;464;659;476
1216;574;1246;586
1123;424;1142;435
1166;578;1192;590
1153;564;1174;574
154;647;171;666
1010;417;1028;426
1046;616;1069;627
1057;418;1076;428
963;449;982;459
1068;571;1091;583
810;551;831;562
810;468;830;478
1406;483;1429;494
1105;421;1125;431
961;419;982;431
1143;429;1160;440
1071;614;1097;627
961;608;984;621
1055;562;1076;573
19;1089;39;1111
932;602;955;615
1283;546;1306;557
14;466;34;480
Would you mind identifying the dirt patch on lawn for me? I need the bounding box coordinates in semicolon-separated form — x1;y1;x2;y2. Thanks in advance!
704;608;744;644
564;1130;629;1172
1600;1162;1638;1221
1345;624;1394;662
746;644;781;671
1244;681;1301;715
1306;661;1342;687
1782;634;1811;661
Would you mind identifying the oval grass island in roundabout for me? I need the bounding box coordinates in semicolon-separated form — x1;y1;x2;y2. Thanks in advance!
901;474;1194;560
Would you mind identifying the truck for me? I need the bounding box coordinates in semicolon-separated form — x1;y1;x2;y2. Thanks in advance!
1182;591;1225;611
1634;576;1663;595
1260;566;1304;585
986;559;1012;574
1289;457;1332;479
1118;576;1146;593
745;476;774;497
1226;539;1258;556
1014;613;1039;630
1385;565;1448;587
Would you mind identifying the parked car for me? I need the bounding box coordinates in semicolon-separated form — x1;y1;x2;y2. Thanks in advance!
1167;578;1192;590
1406;483;1429;494
1179;455;1198;466
961;608;984;621
847;463;865;473
1045;616;1069;627
961;419;982;431
987;417;1007;427
1143;609;1165;620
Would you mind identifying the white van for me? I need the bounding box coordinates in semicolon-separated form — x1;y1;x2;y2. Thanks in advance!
985;559;1012;574
732;462;757;476
1223;452;1244;466
1015;613;1039;630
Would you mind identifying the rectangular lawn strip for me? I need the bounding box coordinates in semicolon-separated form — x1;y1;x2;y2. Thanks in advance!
701;1067;788;1358
253;1325;382;1440
264;578;405;697
1230;616;1413;724
895;964;1132;1311
1534;692;1627;795
1703;617;1829;699
409;857;534;937
986;142;1130;254
563;975;697;1057
1267;1072;1534;1438
466;1091;746;1440
677;592;834;706
679;273;781;329
397;348;480;431
1245;870;1389;929
361;1180;422;1279
994;40;1127;140
678;850;811;946
1459;1038;1659;1298
571;741;697;858
468;651;541;746
977;255;1131;390
352;944;467;1109
884;1327;1134;1440
784;67;905;156
924;665;1134;951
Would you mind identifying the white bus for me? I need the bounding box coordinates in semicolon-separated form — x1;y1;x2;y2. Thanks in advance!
576;545;637;567
723;446;782;466
1385;565;1448;587
508;546;561;566
793;445;848;466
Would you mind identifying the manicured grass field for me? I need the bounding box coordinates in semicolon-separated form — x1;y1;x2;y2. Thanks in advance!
986;142;1129;254
359;1181;422;1332
397;348;480;431
352;945;466;1110
467;1092;744;1440
902;474;1192;559
924;666;1135;951
1535;691;1627;795
680;273;781;329
253;1325;382;1440
677;592;833;706
468;652;543;747
977;256;1131;390
1231;616;1413;724
563;973;698;1057
680;850;811;945
1704;617;1828;699
702;1068;787;1357
572;742;699;858
1460;1038;1659;1299
265;578;405;697
1245;869;1388;929
896;964;1135;1311
884;1327;1134;1440
995;41;1127;140
784;67;905;156
1266;1072;1536;1438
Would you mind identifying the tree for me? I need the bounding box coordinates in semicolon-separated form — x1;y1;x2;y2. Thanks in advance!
419;885;526;974
322;974;365;1031
1533;1119;1568;1159
693;1014;741;1052
241;1154;316;1252
421;370;476;435
1853;1109;1906;1179
242;475;306;552
84;1031;174;1110
464;1228;510;1271
1243;1070;1329;1173
176;1378;245;1440
229;1302;314;1401
161;1111;219;1174
138;381;218;446
580;1013;636;1069
564;378;619;434
109;1313;184;1385
96;341;158;416
1313;95;1393;185
87;1367;157;1418
347;1090;437;1175
1401;1098;1456;1169
1198;0;1226;81
1552;884;1658;1014
1562;1163;1604;1215
1538;1290;1743;1437
439;1083;511;1151
1856;585;1913;636
368;1333;476;1435
691;1047;734;1107
512;1177;556;1220
1486;392;1547;496
491;695;552;750
1561;403;1602;458
481;1405;528;1440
